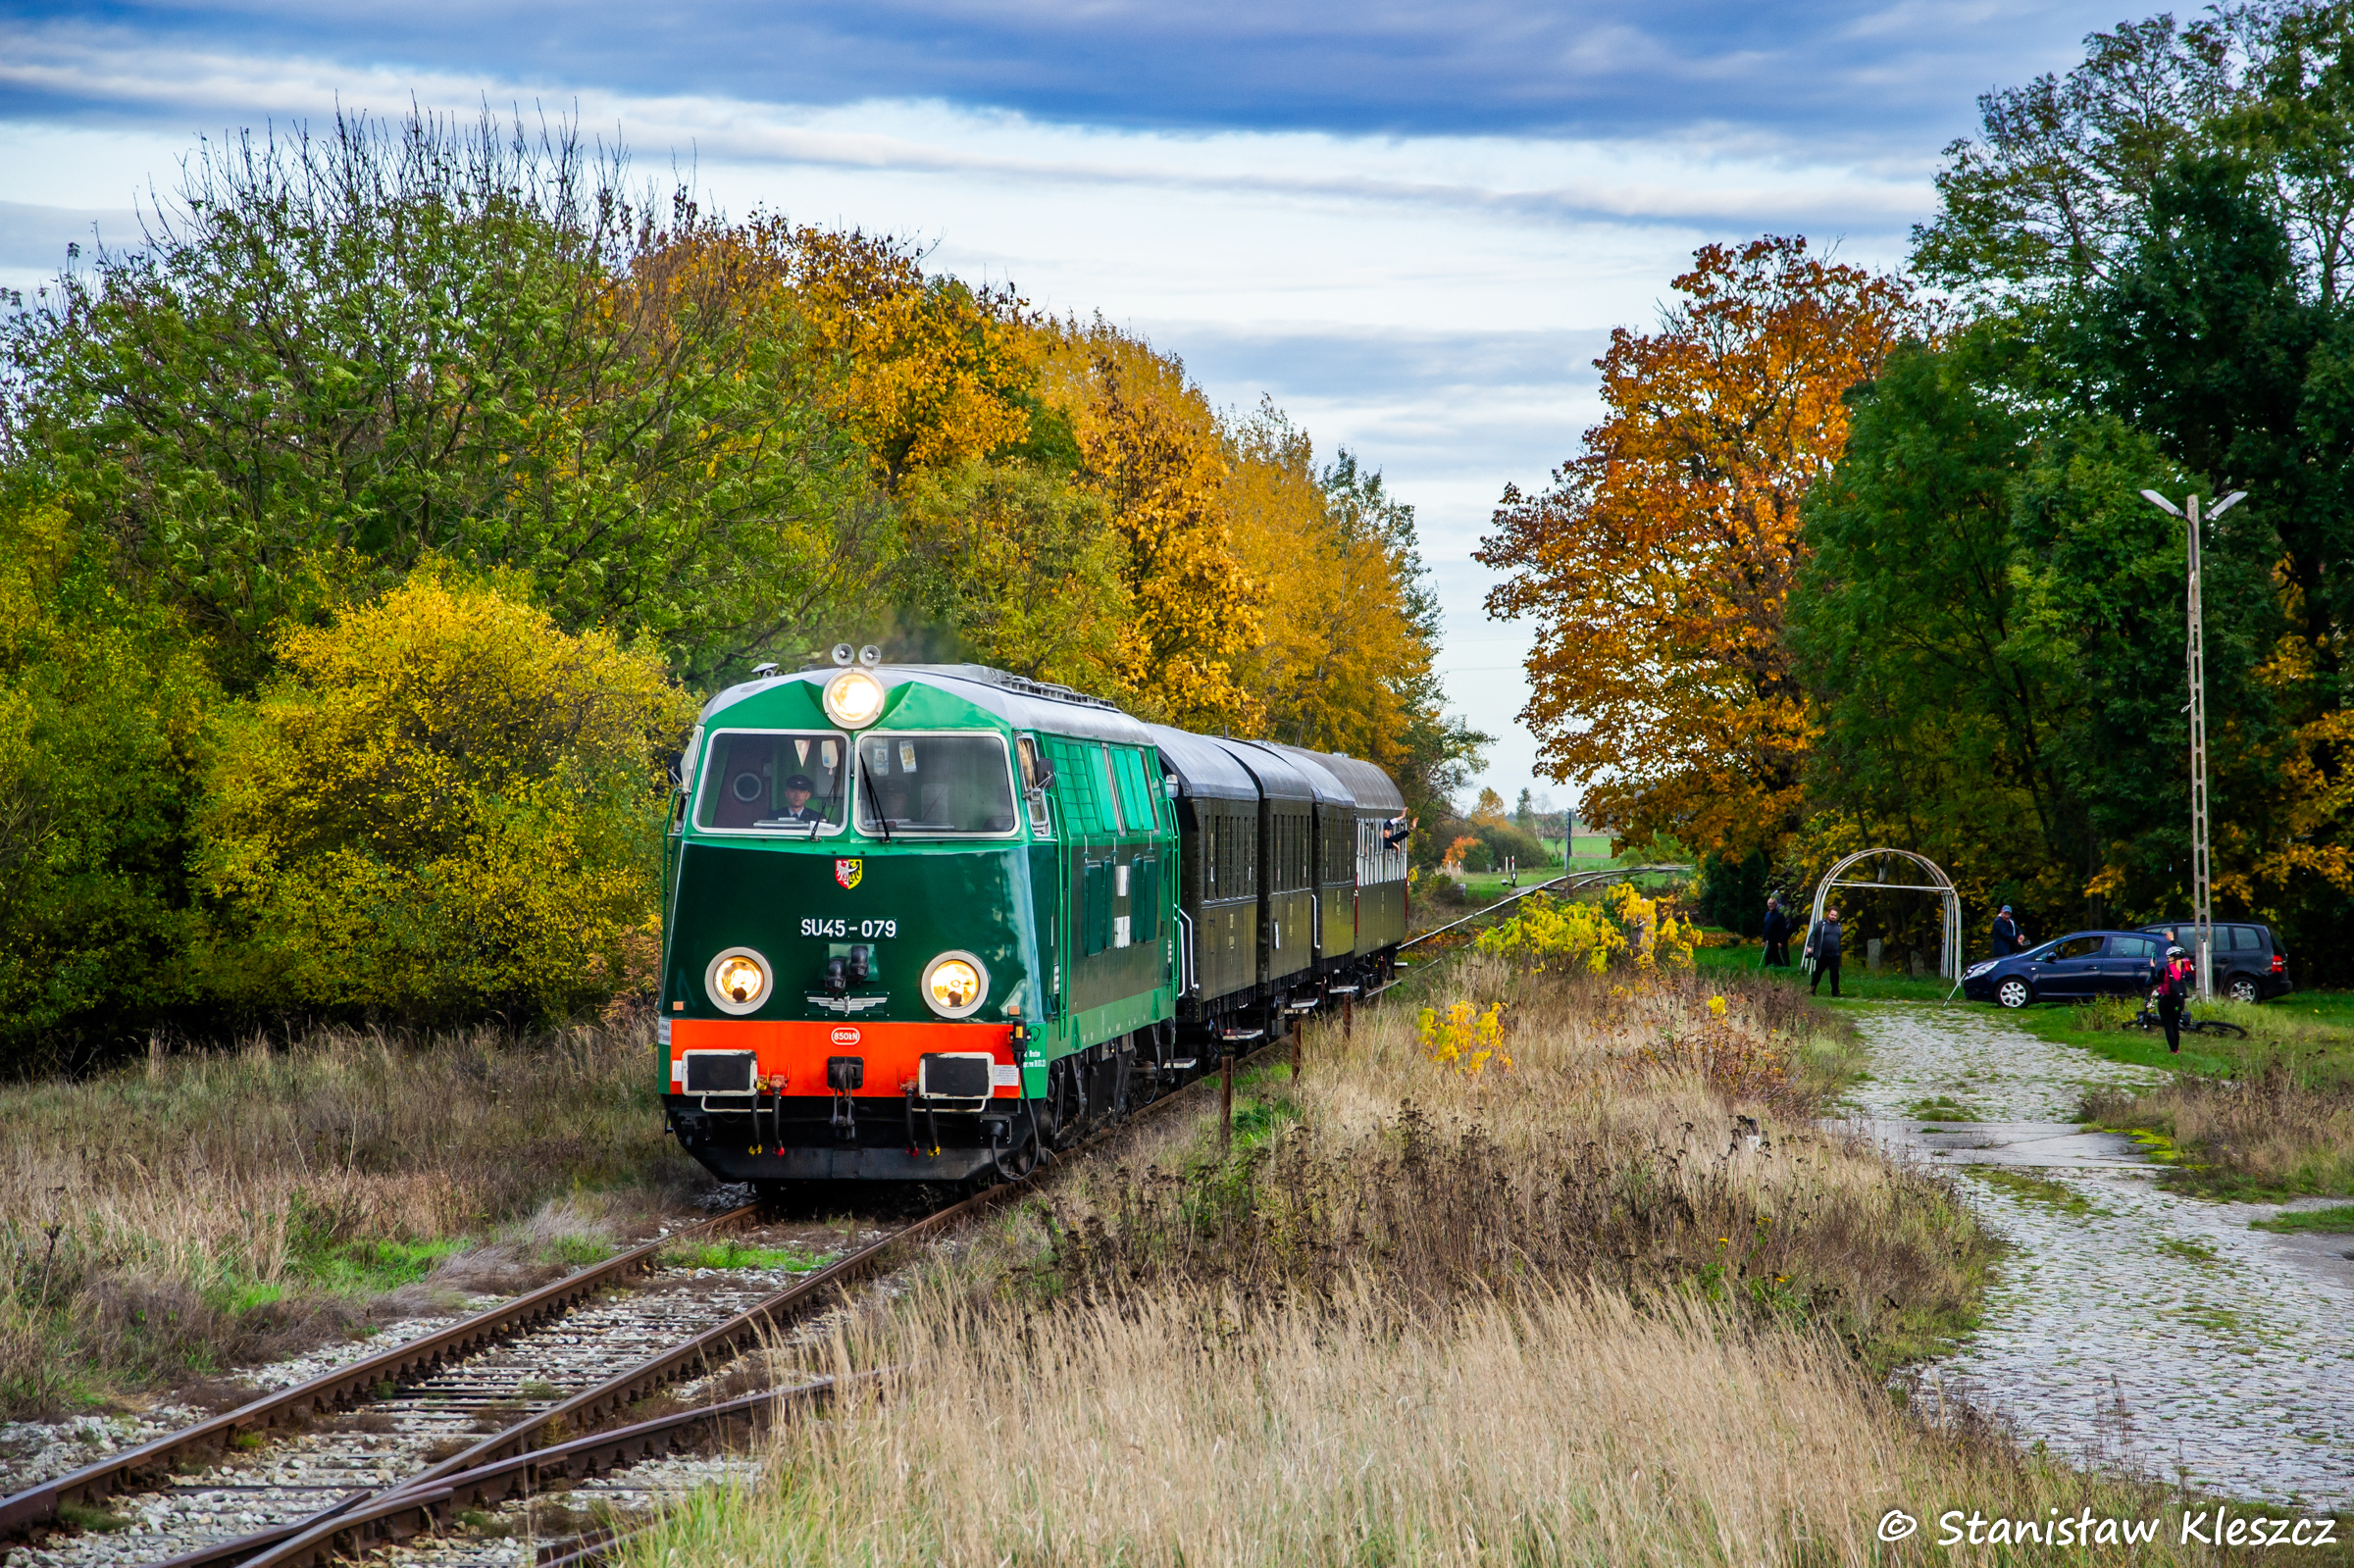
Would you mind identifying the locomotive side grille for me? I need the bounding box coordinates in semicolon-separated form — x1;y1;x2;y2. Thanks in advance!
684;1050;758;1094
918;1052;994;1101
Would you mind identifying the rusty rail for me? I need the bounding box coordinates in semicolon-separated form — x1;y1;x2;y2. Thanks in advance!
0;1205;762;1540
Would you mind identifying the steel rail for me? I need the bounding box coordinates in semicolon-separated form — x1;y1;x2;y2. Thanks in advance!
1400;864;1694;953
140;1039;1289;1568
0;1205;763;1540
150;1378;883;1568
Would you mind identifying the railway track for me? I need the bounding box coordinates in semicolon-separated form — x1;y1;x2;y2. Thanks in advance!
0;1033;1302;1568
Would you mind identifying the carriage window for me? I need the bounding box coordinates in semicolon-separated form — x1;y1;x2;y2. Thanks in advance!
854;733;1018;835
692;731;849;834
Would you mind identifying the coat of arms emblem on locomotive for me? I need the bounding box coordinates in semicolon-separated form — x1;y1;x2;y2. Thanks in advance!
834;858;863;890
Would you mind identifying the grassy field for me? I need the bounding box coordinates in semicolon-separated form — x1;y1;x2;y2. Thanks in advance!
622;955;2339;1567
1694;940;1962;1004
0;1017;699;1414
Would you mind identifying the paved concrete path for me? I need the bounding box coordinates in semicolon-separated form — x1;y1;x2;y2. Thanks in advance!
1845;1004;2354;1508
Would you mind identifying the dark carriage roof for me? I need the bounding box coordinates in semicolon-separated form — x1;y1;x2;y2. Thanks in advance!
1213;738;1319;803
1143;725;1262;803
1241;741;1352;808
1270;744;1407;813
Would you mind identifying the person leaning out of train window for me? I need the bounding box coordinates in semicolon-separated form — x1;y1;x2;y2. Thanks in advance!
775;774;827;824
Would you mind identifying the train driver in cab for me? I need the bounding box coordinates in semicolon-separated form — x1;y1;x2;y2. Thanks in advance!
776;773;827;825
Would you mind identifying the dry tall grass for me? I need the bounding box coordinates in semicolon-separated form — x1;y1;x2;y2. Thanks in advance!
645;1277;2251;1567
2074;998;2354;1196
617;960;2263;1567
0;1015;694;1412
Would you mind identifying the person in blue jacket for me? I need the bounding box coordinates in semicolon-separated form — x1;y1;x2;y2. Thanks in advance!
1807;907;1844;996
1991;905;2022;957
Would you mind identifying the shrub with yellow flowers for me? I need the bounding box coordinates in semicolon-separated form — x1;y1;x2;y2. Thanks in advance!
1470;884;1696;973
1416;1000;1510;1077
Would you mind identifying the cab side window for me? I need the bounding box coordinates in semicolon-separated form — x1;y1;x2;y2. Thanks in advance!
1046;737;1116;835
1111;747;1157;833
2053;936;2103;961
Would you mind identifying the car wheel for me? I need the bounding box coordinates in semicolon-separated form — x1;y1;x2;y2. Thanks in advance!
1996;978;2032;1009
2227;977;2261;1005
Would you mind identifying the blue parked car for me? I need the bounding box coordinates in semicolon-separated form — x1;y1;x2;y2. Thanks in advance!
1961;930;2166;1009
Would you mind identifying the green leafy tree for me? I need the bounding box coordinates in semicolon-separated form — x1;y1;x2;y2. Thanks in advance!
0;494;223;1068
1;111;880;690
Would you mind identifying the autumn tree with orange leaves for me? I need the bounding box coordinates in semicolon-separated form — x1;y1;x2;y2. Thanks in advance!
1477;237;1919;857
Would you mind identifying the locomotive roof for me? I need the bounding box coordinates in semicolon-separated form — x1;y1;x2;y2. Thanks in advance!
1210;738;1318;802
699;665;1154;745
1268;743;1407;813
1249;742;1354;809
1142;725;1261;802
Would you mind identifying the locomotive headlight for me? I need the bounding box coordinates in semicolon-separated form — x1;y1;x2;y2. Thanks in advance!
705;947;772;1016
920;951;989;1019
822;669;886;729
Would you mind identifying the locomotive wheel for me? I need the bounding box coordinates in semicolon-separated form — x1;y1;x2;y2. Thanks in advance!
993;1116;1043;1182
1132;1032;1164;1109
1046;1058;1087;1150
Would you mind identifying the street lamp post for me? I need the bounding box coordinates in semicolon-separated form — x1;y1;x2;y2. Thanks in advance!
2139;487;2246;1003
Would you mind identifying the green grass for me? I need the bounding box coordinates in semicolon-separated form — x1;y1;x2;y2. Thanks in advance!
55;1500;134;1533
2155;1237;2222;1266
2001;1002;2244;1076
1907;1094;1984;1122
2249;1203;2354;1235
1967;1167;2108;1217
1691;943;1961;1003
662;1239;834;1273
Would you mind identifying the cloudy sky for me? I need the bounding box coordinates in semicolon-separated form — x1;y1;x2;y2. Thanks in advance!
0;1;2125;815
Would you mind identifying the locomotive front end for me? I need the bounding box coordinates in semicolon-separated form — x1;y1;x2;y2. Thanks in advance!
660;668;1048;1185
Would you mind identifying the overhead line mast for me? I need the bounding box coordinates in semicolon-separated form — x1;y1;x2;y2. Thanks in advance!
2141;486;2245;1004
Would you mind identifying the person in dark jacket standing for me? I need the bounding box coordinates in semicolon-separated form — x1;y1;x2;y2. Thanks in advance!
1807;907;1844;996
1761;895;1792;968
1991;905;2021;957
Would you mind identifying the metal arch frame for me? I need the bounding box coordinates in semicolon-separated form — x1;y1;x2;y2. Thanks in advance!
1805;848;1964;997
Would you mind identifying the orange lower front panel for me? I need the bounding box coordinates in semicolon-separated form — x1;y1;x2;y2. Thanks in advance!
669;1017;1022;1097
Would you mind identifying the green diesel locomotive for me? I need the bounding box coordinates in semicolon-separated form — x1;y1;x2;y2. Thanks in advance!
659;656;1408;1189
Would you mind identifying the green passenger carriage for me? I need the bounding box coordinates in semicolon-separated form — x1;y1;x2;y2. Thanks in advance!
659;658;1409;1190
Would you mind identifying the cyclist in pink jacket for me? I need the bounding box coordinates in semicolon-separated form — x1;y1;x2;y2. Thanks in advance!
2155;944;2194;1054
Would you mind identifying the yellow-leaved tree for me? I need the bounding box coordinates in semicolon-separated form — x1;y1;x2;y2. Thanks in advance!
1224;406;1447;776
1037;321;1263;732
196;567;695;1022
1477;237;1918;856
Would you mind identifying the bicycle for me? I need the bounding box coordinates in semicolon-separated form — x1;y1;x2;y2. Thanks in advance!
2124;994;2249;1039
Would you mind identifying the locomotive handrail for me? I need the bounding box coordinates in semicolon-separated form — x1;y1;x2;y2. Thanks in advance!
1400;864;1695;952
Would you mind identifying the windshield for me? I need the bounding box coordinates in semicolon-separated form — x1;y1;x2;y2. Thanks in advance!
693;731;850;834
854;733;1018;835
